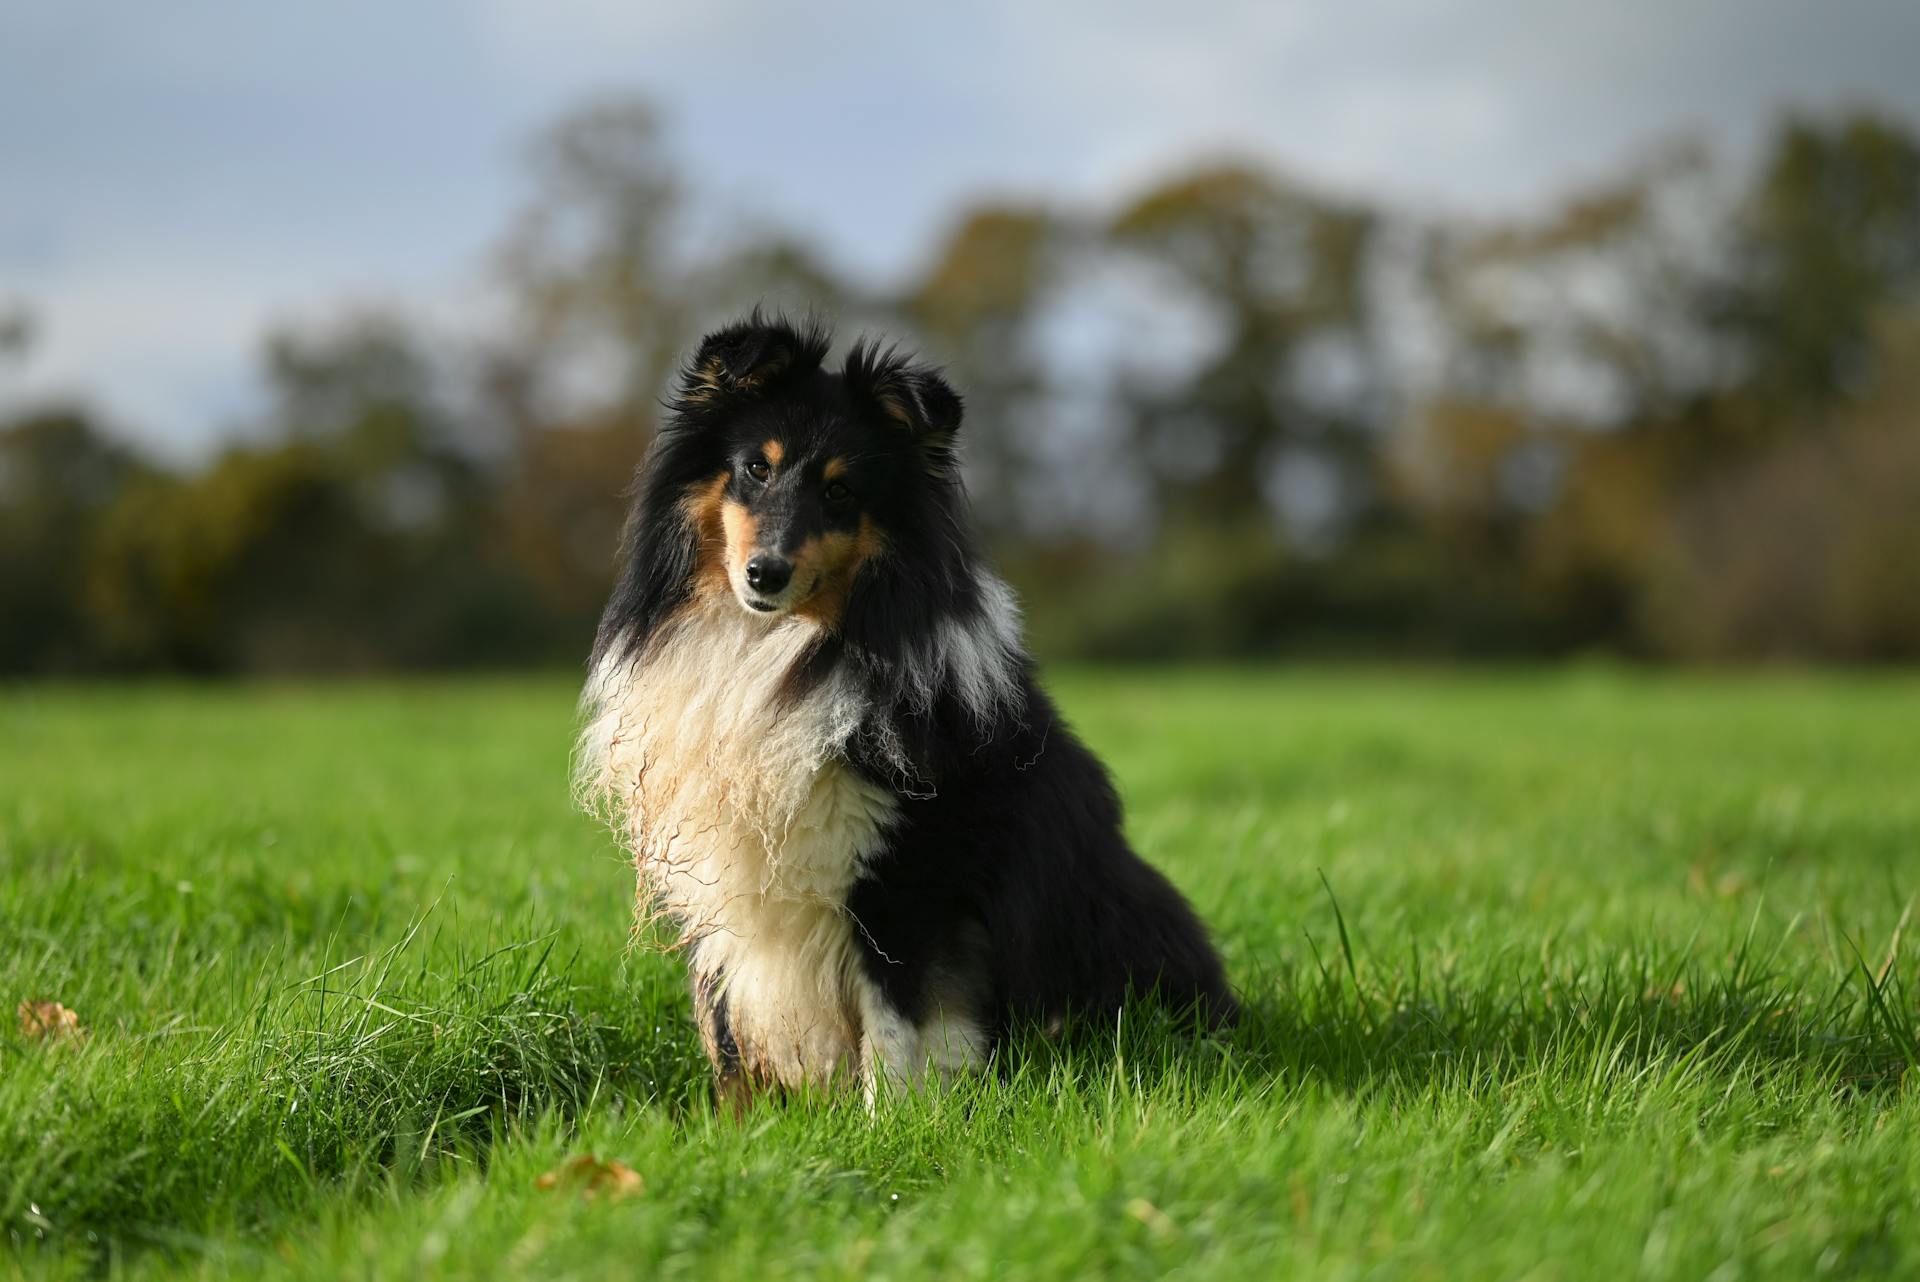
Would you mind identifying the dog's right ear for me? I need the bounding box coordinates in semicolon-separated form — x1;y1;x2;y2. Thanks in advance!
673;312;831;416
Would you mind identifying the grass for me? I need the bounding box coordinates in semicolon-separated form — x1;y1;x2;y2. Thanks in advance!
3;667;1919;1279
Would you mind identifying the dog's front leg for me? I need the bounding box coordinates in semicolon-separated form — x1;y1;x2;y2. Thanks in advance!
691;967;756;1115
855;981;923;1109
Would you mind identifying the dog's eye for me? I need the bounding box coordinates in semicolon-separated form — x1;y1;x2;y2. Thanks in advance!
745;459;771;483
823;480;853;505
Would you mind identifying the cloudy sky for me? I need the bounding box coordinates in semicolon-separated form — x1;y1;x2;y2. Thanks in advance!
4;0;1918;455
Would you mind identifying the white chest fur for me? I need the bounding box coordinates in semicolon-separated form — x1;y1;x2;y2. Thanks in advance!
576;602;899;1086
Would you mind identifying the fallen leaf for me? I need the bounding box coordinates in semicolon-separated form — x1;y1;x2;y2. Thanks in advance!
535;1154;644;1201
16;1001;86;1045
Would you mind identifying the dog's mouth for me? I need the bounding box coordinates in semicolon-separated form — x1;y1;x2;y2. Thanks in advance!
734;574;820;618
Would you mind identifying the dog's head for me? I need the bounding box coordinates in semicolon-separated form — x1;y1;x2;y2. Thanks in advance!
659;313;964;628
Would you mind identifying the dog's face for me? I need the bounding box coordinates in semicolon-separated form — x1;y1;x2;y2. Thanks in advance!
691;414;884;623
667;317;962;629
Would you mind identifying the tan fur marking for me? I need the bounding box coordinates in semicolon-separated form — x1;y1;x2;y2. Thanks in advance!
682;355;729;405
733;346;790;392
686;344;791;404
720;498;759;588
762;439;785;468
822;457;849;481
794;516;885;631
680;472;734;597
874;389;915;429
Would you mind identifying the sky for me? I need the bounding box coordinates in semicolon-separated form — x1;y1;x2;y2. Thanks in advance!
3;0;1918;457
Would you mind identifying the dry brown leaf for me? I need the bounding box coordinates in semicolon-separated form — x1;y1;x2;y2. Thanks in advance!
534;1154;644;1202
16;1000;86;1045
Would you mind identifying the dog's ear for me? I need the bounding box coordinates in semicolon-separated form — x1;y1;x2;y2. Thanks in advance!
845;342;965;478
675;312;830;415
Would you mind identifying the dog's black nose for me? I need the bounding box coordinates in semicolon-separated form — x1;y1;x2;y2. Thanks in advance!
744;555;792;595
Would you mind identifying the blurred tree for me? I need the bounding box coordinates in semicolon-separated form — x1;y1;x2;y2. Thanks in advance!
1724;112;1920;420
1412;146;1747;650
85;443;372;670
259;313;488;524
488;406;647;651
1406;111;1920;658
1646;310;1920;660
86;314;550;672
11;101;1920;673
1426;143;1733;436
900;205;1062;536
699;234;864;323
265;313;441;449
0;408;143;670
0;302;33;368
498;98;689;428
1109;166;1382;539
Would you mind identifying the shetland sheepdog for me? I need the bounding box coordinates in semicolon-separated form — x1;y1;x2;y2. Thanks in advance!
576;313;1235;1104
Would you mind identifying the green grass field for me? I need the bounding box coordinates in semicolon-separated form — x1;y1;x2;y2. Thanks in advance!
4;670;1920;1279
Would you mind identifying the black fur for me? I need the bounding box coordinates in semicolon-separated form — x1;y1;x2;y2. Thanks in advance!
591;312;1236;1082
840;664;1238;1039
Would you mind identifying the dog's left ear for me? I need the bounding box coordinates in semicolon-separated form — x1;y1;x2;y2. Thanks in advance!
674;312;830;416
878;369;964;478
848;344;965;478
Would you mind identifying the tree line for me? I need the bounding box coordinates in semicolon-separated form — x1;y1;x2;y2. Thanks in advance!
3;101;1918;673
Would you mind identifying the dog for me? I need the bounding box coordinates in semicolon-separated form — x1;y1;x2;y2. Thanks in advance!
576;313;1235;1104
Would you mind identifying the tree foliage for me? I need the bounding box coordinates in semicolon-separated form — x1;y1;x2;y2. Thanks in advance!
4;105;1918;671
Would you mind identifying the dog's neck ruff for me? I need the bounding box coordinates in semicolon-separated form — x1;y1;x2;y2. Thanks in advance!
575;574;1024;936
